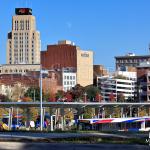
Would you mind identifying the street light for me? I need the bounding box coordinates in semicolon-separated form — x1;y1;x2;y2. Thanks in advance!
40;69;43;131
84;92;87;103
30;89;36;102
33;89;35;102
98;94;102;103
40;68;48;131
138;85;142;103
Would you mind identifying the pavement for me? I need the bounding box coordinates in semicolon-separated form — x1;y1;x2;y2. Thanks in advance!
0;142;149;150
0;131;149;149
0;132;133;141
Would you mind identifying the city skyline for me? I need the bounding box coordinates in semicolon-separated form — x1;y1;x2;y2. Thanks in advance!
0;0;150;69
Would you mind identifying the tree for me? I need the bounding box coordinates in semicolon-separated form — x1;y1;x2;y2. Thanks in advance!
43;92;50;102
24;87;41;101
0;108;8;119
11;83;26;101
49;94;56;102
95;93;103;102
117;93;125;102
65;109;74;120
29;107;39;121
0;94;10;102
22;96;32;102
109;92;115;102
65;92;73;102
55;90;65;101
85;85;100;102
71;84;85;102
83;108;95;119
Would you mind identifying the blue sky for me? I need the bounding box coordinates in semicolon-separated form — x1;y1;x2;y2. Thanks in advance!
0;0;150;70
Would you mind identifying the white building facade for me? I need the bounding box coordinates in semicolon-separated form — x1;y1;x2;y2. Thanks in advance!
62;68;76;92
98;71;137;101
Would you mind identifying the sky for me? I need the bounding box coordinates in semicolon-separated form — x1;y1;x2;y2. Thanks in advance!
0;0;150;70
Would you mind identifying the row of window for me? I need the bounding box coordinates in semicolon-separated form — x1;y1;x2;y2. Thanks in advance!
14;33;29;36
117;58;150;64
14;20;30;30
2;69;35;73
64;87;73;92
12;43;35;49
64;76;76;80
64;81;76;86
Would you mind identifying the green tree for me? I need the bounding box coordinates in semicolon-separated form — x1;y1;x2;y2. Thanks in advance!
43;92;50;102
24;87;41;101
55;90;65;101
0;94;10;102
0;108;8;119
83;108;95;119
85;85;100;101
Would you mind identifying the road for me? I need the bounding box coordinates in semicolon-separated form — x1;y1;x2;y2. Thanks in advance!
0;132;132;139
0;142;149;150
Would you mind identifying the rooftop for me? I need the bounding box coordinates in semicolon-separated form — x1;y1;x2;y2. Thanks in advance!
115;55;150;59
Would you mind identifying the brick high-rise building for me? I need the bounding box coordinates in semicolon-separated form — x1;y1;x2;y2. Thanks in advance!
41;40;93;87
41;40;76;69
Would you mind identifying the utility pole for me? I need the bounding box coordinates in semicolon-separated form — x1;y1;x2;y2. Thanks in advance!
40;68;43;131
34;89;35;102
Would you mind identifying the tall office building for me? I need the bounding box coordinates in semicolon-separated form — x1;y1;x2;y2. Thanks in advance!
6;8;41;65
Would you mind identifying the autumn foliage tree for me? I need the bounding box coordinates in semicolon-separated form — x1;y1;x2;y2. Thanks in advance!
95;93;103;102
65;92;73;102
71;84;85;102
109;92;115;102
22;96;32;102
117;93;125;102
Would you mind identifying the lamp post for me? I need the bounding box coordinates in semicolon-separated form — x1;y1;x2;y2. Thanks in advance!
31;89;36;102
40;69;43;131
40;69;49;131
98;94;101;103
84;92;87;103
33;89;35;102
139;85;142;103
